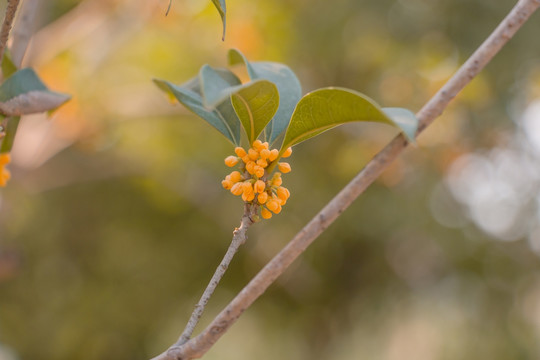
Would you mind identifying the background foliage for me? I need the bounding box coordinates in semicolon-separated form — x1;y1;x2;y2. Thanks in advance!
2;0;540;359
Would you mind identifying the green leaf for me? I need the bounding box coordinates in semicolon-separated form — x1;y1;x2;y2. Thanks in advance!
228;49;302;144
382;107;418;144
0;68;70;116
211;0;227;41
154;77;242;145
1;52;17;78
0;116;20;153
231;80;279;144
281;87;418;152
200;65;241;107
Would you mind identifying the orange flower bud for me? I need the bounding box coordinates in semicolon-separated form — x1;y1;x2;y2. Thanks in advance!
252;139;263;150
242;155;251;164
259;148;271;160
272;203;282;214
278;162;291;173
242;191;255;202
242;181;253;193
257;192;269;204
225;156;239;167
254;166;265;178
266;199;279;212
248;148;259;161
256;158;268;168
245;161;256;175
268;149;279;161
271;174;283;186
235;147;247;157
229;171;242;183
261;207;273;219
254;180;266;193
277;187;290;201
222;179;233;189
282;147;293;158
230;182;244;195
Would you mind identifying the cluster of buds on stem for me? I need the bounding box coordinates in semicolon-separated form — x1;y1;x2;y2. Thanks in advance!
222;140;292;219
0;153;11;187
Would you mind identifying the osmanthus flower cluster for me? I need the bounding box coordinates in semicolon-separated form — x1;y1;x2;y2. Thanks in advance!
154;48;418;218
222;140;292;219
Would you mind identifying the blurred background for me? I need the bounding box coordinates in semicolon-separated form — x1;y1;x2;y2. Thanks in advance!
2;0;540;359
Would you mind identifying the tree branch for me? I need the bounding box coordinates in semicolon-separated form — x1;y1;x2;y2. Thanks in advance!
174;203;258;347
0;0;21;64
151;0;540;359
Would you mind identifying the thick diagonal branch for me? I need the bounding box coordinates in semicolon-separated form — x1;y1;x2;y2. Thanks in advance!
152;1;540;359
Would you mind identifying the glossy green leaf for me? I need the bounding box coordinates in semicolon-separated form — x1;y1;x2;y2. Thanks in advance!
228;49;302;144
154;77;242;145
0;68;70;116
211;0;227;40
281;87;418;153
231;80;279;144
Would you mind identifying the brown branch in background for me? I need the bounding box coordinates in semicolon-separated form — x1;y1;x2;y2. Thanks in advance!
0;0;21;63
151;0;540;359
10;0;40;67
174;203;258;347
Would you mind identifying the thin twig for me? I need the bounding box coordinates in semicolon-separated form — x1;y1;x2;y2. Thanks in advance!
0;0;21;63
151;1;540;359
174;203;258;347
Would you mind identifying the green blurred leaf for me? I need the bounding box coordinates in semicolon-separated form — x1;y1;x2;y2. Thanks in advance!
231;80;279;144
0;116;20;153
154;77;242;145
382;107;418;144
0;68;70;116
211;0;227;40
228;49;302;144
200;65;241;107
281;87;418;152
1;52;17;78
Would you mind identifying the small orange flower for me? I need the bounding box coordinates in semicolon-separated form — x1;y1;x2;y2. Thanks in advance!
242;191;255;202
221;179;233;189
277;187;290;201
259;148;271;160
282;147;293;158
261;207;272;219
235;147;247;157
268;149;279;162
254;166;265;178
278;162;291;173
248;148;259;161
245;161;256;175
225;156;239;167
229;171;243;183
257;192;268;204
230;182;244;196
254;180;266;193
266;199;280;213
